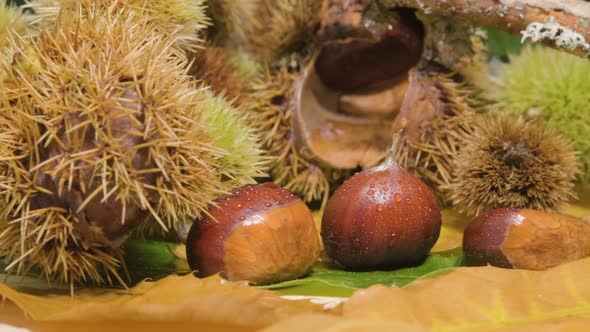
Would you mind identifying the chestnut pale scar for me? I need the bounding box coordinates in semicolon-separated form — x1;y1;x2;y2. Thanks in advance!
223;201;321;284
501;210;590;270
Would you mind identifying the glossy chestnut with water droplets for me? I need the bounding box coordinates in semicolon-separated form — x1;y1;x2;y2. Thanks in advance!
186;183;321;285
321;157;441;269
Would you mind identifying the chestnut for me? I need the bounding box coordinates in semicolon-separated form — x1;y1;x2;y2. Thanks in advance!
463;208;590;270
186;183;321;284
321;156;441;269
315;8;424;92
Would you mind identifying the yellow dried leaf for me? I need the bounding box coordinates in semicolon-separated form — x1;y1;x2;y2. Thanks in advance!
341;257;590;331
431;210;468;252
561;204;590;219
0;274;322;329
312;210;323;232
172;244;187;260
261;314;428;332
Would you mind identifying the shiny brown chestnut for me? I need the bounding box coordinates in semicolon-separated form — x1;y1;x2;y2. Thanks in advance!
315;8;424;92
463;208;590;270
321;156;441;269
186;183;321;284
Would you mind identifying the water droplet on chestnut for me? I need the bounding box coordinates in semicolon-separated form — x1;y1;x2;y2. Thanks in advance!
321;156;441;269
186;183;321;284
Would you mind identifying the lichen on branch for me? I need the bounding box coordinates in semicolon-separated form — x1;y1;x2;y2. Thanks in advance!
381;0;590;57
521;16;590;52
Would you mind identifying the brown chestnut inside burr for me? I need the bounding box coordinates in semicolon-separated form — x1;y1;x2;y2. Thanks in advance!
321;157;441;269
315;8;424;93
186;183;321;285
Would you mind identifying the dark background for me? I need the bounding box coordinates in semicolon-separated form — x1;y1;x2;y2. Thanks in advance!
6;0;25;6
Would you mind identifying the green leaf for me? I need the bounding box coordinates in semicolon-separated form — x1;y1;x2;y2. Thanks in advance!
259;252;463;297
1;240;190;290
121;240;190;284
0;274;323;327
485;28;524;59
265;258;590;332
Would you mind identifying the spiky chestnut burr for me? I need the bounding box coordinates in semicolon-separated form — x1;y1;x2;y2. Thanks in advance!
199;90;267;186
244;6;426;205
311;5;487;202
445;115;579;217
0;4;263;286
205;0;256;44
321;153;441;269
26;0;209;52
246;65;351;206
463;208;590;270
186;183;321;284
493;46;590;182
207;0;324;61
189;46;262;107
0;4;29;47
391;63;484;194
133;88;268;241
0;4;31;94
208;0;486;206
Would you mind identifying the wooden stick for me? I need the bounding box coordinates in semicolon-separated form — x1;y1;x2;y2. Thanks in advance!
381;0;590;57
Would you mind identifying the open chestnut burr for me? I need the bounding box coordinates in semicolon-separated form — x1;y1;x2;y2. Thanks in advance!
289;0;484;180
212;0;489;205
292;4;425;172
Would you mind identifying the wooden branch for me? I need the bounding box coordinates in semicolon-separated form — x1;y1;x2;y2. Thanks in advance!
380;0;590;57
